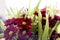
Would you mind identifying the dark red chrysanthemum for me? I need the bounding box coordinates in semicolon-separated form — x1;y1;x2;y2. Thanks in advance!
41;7;46;17
14;17;32;40
4;17;32;32
41;8;46;27
4;25;18;40
18;30;32;40
4;18;16;26
52;33;58;39
51;31;60;39
34;8;46;16
49;15;60;28
15;17;32;31
54;15;60;20
40;8;60;28
4;17;32;40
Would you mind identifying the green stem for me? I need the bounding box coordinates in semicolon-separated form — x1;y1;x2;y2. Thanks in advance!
38;11;43;40
42;14;49;40
49;21;60;37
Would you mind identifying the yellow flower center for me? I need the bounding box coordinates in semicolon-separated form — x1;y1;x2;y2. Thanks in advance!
42;17;46;20
9;31;13;36
22;30;26;35
22;21;26;25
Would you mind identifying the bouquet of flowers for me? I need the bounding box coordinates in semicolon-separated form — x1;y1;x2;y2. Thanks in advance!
0;0;60;40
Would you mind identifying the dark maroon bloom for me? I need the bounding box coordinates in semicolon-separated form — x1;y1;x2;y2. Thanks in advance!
58;34;60;37
4;25;18;40
41;9;60;28
54;15;60;20
49;15;60;28
14;17;32;40
34;8;46;16
52;33;58;39
18;30;32;40
41;8;46;17
41;8;46;27
49;17;57;28
51;31;60;39
15;17;32;31
4;18;16;26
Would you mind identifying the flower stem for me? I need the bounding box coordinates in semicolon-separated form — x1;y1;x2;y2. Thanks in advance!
42;14;49;40
38;11;43;40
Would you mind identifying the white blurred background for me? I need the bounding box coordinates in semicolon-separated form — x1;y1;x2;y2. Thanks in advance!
0;0;60;20
5;0;60;9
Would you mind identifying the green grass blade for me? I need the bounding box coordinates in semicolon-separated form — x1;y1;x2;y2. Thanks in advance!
0;20;6;30
48;6;55;19
38;11;43;40
29;0;41;16
16;7;24;18
9;7;15;16
42;14;49;40
7;8;14;17
50;21;60;37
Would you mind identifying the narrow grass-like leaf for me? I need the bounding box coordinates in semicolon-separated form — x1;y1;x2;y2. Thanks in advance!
29;0;41;16
48;6;55;19
0;20;6;30
7;8;14;17
42;14;49;40
50;21;60;37
9;7;15;16
38;11;43;40
56;22;60;33
28;0;31;14
16;7;24;18
25;0;31;18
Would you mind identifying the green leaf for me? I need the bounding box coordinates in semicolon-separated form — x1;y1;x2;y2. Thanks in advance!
29;0;41;16
38;11;43;40
42;14;49;40
9;7;15;16
49;21;60;37
24;0;31;18
56;22;60;33
7;7;15;17
48;6;55;19
0;20;6;30
16;7;24;18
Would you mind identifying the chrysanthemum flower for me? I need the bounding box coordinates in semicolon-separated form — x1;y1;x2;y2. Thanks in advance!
41;8;46;28
51;31;60;40
17;30;32;40
4;25;18;40
34;7;46;16
40;8;60;28
14;17;32;40
4;18;16;26
54;15;60;20
41;8;46;17
15;17;32;31
49;15;60;28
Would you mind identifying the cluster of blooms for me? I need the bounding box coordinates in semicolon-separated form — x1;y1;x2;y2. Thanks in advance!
4;17;32;40
34;8;60;40
4;7;60;40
